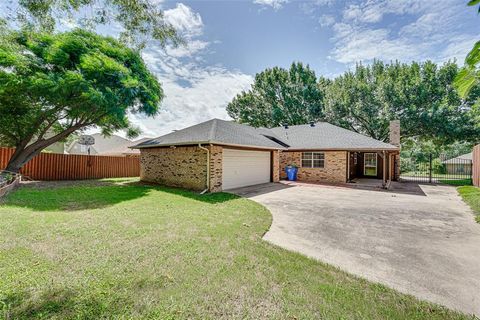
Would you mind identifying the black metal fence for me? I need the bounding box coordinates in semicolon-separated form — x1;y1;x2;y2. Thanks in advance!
400;152;472;184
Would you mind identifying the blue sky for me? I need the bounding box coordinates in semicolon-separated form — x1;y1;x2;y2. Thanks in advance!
2;0;479;138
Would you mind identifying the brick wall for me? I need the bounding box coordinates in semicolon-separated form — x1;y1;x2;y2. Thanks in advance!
389;120;400;146
280;151;347;183
140;145;224;192
272;150;280;182
209;145;223;192
140;145;284;192
140;146;209;191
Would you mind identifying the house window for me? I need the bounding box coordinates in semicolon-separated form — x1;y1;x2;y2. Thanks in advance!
364;153;377;176
301;152;325;168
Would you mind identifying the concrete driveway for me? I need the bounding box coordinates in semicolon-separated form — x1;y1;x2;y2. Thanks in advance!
231;182;480;316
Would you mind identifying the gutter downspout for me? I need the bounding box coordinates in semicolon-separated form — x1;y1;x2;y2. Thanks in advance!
198;144;210;194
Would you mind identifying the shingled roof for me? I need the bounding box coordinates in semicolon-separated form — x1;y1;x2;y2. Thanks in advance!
133;119;399;151
269;122;398;150
442;152;472;164
134;119;285;150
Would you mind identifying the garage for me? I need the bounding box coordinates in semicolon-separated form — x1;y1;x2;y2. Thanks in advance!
222;148;271;190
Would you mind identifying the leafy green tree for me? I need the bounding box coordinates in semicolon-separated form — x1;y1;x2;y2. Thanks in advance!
467;0;480;13
454;0;480;139
324;60;479;143
8;0;181;48
227;62;325;127
455;41;480;98
0;28;163;173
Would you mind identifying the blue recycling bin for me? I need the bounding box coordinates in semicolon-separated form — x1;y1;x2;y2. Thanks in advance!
285;166;298;181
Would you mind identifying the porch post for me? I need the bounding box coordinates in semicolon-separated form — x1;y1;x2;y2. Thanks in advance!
382;150;387;188
346;151;350;182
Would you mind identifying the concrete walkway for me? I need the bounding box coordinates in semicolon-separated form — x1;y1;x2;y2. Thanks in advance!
231;182;480;316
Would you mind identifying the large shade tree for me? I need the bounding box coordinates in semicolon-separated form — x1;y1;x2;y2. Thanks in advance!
226;62;325;128
0;28;163;173
9;0;181;49
323;60;479;143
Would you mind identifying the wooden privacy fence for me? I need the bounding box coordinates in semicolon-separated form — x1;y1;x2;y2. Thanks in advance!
0;148;140;180
474;145;480;187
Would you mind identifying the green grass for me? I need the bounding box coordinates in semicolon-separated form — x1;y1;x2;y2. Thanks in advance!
458;185;480;223
0;179;472;319
439;179;473;186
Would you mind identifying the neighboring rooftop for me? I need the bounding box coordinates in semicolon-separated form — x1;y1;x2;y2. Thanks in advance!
443;152;472;164
106;138;153;155
68;134;154;156
133;119;399;151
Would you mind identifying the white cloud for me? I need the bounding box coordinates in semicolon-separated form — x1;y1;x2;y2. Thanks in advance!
253;0;289;10
330;24;423;64
127;3;253;138
319;14;335;27
342;0;427;24
134;46;253;136
440;36;477;63
149;0;164;6
165;39;209;58
85;3;253;139
164;3;204;38
300;0;335;15
329;0;476;66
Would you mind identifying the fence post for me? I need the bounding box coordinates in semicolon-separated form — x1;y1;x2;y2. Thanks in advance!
429;153;432;183
474;145;480;187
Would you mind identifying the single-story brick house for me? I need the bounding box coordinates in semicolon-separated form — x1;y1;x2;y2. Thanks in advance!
442;152;472;174
133;119;400;192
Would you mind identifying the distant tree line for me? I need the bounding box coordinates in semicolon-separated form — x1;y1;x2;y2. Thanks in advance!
227;61;480;147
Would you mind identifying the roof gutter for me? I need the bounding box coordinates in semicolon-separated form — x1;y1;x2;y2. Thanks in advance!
285;147;399;152
132;141;211;149
198;144;210;194
133;141;285;150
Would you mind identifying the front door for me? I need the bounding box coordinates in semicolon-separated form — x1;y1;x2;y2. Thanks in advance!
364;153;378;176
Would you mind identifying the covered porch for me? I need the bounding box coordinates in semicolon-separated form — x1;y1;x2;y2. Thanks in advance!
347;150;399;188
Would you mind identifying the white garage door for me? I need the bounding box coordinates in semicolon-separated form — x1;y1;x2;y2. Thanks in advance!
222;149;271;190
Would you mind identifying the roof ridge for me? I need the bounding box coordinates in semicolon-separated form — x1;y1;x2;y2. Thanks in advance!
271;121;326;130
208;118;218;141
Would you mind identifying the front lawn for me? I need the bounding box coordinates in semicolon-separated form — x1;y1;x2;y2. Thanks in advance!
458;185;480;223
0;179;471;319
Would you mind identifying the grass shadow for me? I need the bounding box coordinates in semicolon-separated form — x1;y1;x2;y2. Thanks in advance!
2;289;76;319
0;179;240;211
131;181;241;204
1;287;126;319
1;179;151;211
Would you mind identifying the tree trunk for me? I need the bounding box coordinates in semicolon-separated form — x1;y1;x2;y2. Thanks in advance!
4;145;43;174
2;124;84;175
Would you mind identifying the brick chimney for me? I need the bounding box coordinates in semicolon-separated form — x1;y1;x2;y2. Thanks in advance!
389;120;400;146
